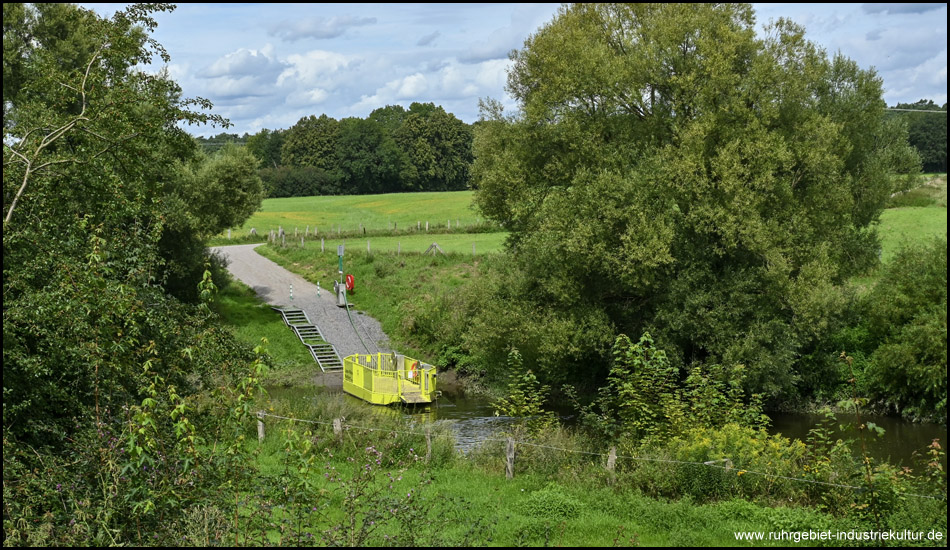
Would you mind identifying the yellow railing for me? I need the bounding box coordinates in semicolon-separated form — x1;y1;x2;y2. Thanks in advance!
343;353;437;405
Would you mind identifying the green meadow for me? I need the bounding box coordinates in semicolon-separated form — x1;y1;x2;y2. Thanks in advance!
225;191;484;236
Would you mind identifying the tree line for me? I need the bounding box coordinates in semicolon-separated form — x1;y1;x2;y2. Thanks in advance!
196;102;475;198
890;99;947;173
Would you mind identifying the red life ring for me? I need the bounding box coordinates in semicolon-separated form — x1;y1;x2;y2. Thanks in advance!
345;274;355;291
409;361;418;379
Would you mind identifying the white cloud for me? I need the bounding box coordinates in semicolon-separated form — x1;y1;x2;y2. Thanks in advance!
268;15;376;41
285;88;330;107
202;45;285;79
278;50;357;87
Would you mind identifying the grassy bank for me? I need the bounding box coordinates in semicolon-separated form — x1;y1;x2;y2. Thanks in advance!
254;242;490;364
235;385;946;547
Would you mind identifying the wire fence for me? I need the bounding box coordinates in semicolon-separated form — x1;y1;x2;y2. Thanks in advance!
254;411;947;502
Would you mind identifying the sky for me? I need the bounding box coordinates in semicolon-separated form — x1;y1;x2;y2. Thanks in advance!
82;3;949;137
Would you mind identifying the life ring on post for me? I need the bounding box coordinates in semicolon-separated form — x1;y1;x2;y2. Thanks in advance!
409;361;418;380
345;274;355;292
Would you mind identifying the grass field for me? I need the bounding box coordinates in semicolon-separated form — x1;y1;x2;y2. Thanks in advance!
877;205;947;263
212;280;315;369
266;231;508;256
225;190;484;236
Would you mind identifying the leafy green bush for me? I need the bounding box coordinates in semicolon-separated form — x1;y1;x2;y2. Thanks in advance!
521;483;582;520
864;239;947;421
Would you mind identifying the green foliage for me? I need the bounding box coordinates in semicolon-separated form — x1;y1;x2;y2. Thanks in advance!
245;127;284;169
173;143;265;236
567;334;766;445
521;483;582;520
394;102;474;191
892;100;947;173
254;103;473;198
471;3;921;399
493;350;557;437
281;113;340;172
259;164;339;198
863;239;947;421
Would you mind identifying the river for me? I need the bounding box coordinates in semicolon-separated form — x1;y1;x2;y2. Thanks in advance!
267;385;947;469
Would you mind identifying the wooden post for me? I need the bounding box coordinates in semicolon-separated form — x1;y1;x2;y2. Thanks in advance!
281;234;285;247
333;418;343;441
306;225;310;237
367;240;371;254
301;237;305;247
417;221;420;231
426;426;432;464
321;238;325;253
257;411;265;443
425;221;429;232
227;228;231;240
447;219;450;229
506;437;515;479
397;242;400;256
294;227;298;237
607;446;617;472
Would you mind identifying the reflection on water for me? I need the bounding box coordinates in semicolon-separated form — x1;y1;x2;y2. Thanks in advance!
406;394;518;452
769;412;948;469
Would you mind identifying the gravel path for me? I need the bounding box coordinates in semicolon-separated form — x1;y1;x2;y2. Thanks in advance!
211;244;391;360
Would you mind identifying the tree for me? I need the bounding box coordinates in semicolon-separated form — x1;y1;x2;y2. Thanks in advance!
863;240;947;421
173;144;264;235
281;113;340;172
2;2;246;443
894;100;947;173
395;102;473;191
336;117;403;194
472;3;920;397
246;127;285;169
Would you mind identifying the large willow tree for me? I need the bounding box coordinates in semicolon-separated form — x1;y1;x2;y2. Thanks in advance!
472;3;919;396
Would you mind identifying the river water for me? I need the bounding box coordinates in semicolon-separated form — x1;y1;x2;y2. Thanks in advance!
267;385;946;469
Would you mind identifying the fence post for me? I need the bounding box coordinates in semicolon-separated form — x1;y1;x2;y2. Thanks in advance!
506;437;516;480
227;228;231;240
367;240;371;254
397;242;400;256
321;238;325;253
426;426;432;464
333;418;343;441
257;411;265;443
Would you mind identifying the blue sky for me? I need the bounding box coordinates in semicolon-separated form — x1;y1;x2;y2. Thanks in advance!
83;3;948;136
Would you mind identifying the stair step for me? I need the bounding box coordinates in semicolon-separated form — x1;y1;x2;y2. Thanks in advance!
273;308;342;373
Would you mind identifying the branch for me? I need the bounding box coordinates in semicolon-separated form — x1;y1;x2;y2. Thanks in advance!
4;46;103;225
